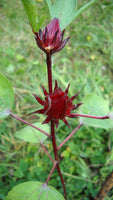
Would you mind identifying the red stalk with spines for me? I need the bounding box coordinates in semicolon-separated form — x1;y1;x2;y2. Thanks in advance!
45;51;67;199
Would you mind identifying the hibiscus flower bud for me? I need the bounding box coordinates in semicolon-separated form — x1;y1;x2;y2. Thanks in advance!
34;18;70;54
32;81;82;128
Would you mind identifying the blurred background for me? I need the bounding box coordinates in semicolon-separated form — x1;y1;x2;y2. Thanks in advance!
0;0;113;199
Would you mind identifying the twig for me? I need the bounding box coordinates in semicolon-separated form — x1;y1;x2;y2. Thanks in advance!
10;112;50;137
71;113;109;119
40;142;54;163
46;161;58;185
58;123;82;150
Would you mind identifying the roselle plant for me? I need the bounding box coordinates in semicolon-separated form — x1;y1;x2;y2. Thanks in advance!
0;0;113;200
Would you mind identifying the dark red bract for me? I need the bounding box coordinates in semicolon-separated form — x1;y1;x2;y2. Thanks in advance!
33;81;82;128
34;18;70;54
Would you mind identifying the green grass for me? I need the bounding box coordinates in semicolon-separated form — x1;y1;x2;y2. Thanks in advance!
0;0;113;199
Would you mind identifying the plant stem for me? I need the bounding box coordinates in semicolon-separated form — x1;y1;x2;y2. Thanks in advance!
56;164;67;200
58;123;82;150
10;112;50;137
46;52;52;94
50;120;58;160
46;52;67;200
40;142;54;163
71;113;109;119
46;161;58;185
51;120;67;200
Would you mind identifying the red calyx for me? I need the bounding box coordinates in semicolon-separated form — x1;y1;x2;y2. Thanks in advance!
32;81;82;128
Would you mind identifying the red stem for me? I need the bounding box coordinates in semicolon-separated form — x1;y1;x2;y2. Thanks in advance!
50;120;58;160
71;113;109;119
46;161;58;185
10;113;50;137
46;53;52;94
58;123;82;150
40;142;54;163
51;120;67;200
46;52;67;200
56;164;67;200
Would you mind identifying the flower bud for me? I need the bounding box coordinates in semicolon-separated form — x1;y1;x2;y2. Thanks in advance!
34;18;70;54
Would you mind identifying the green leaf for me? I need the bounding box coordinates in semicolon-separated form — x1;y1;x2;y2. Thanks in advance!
79;93;113;129
0;74;14;119
45;0;96;30
5;181;65;200
21;0;39;32
45;0;77;30
15;122;49;143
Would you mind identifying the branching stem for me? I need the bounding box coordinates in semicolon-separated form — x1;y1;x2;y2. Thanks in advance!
58;123;82;150
46;52;67;200
10;113;50;137
71;113;109;119
46;161;58;185
40;142;54;163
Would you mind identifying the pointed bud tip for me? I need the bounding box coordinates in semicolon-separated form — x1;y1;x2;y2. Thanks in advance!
65;83;70;94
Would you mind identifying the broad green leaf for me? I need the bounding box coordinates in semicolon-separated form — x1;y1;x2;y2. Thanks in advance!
45;0;77;30
15;122;49;143
45;0;96;30
0;74;14;119
5;181;65;200
21;0;39;32
79;93;113;129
